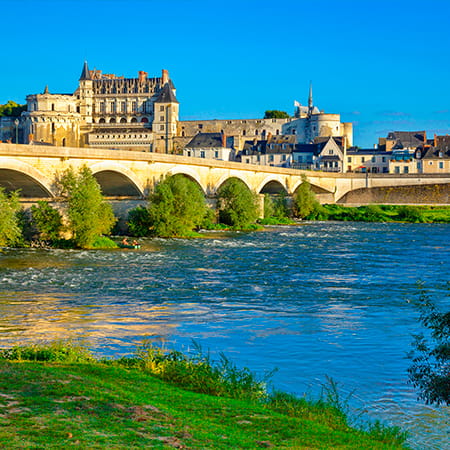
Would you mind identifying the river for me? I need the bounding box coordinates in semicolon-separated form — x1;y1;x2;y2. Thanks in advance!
0;222;449;449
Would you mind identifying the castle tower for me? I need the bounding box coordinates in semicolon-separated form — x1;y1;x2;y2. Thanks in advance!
78;61;94;125
152;76;179;153
308;82;313;117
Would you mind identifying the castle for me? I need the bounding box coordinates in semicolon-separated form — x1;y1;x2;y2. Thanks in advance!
21;62;179;153
12;62;352;153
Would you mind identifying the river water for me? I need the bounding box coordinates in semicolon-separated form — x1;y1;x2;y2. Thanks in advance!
0;222;449;448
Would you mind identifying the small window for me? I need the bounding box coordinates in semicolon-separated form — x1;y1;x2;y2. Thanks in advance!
372;156;376;162
160;116;164;121
348;157;351;162
361;157;365;163
160;124;164;131
160;105;164;112
439;162;444;169
214;151;219;158
200;151;205;158
382;157;386;162
404;166;409;174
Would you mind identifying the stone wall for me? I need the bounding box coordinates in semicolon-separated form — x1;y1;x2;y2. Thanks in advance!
338;184;450;204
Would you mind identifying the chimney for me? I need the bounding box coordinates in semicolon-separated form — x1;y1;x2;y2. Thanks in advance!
267;132;272;141
162;69;169;85
434;133;437;147
222;133;226;148
138;71;148;82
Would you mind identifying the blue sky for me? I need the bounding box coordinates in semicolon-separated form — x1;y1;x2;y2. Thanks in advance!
1;0;449;147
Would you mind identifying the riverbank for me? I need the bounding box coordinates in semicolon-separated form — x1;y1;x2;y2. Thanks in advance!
0;344;407;449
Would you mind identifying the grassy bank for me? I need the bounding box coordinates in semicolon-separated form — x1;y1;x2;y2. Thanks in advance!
0;343;407;449
312;204;450;223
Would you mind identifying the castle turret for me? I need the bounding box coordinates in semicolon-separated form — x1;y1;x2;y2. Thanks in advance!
153;79;179;153
78;61;94;126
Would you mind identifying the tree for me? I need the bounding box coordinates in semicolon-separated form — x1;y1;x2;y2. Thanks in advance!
408;284;450;406
217;178;259;228
31;201;63;241
292;176;320;219
0;101;26;117
0;188;22;247
147;175;208;237
264;193;289;219
58;166;116;248
264;110;290;119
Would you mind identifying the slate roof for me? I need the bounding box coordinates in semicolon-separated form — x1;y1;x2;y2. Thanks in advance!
79;61;91;81
387;131;425;149
185;132;225;148
419;146;450;159
155;83;179;104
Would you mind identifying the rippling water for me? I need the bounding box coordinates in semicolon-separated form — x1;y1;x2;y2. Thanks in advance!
0;222;449;448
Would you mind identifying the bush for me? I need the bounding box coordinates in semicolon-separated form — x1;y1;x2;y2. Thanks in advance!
408;284;450;405
397;206;426;223
217;178;259;228
31;201;63;241
293;176;320;219
58;166;116;248
0;188;22;247
127;206;152;237
148;175;208;237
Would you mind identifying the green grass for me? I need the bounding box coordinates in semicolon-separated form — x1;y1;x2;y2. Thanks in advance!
0;343;408;449
315;204;450;224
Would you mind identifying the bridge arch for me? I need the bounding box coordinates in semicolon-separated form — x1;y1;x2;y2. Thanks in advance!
214;174;253;194
0;158;54;197
291;179;333;195
164;167;207;194
257;176;289;195
89;162;144;197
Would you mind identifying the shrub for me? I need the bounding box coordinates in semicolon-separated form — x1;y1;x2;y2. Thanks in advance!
217;178;259;228
147;175;208;237
293;176;320;219
58;166;116;248
0;188;22;247
397;206;426;223
127;205;152;237
408;284;450;405
31;200;63;241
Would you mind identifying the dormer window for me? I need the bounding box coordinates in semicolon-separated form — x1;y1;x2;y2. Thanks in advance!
439;151;443;158
416;150;421;159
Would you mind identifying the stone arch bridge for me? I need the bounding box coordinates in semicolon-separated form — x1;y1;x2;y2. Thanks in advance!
1;143;449;205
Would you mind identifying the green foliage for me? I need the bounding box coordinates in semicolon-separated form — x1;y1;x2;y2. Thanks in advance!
263;110;290;119
127;205;152;237
58;166;116;248
292;176;321;219
217;178;259;228
147;175;208;237
397;205;426;223
0;188;22;247
132;340;271;402
408;283;450;405
0;341;94;363
0;100;26;117
264;193;290;220
31;201;63;241
91;236;118;249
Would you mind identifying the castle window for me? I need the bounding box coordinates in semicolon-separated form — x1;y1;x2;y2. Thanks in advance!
348;157;351;162
121;102;126;112
329;150;333;154
215;151;219;158
439;162;444;169
200;151;205;158
243;130;246;136
276;129;279;135
100;102;105;113
198;124;203;129
120;117;127;123
51;104;55;111
160;124;164;131
160;116;164;121
111;102;116;113
255;129;258;135
160;105;164;112
132;102;137;112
